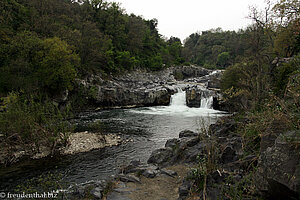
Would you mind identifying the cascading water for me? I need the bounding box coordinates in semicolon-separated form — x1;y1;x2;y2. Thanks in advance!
170;88;186;107
130;87;220;117
200;96;214;109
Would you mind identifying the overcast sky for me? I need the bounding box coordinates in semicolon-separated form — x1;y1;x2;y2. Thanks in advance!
114;0;267;41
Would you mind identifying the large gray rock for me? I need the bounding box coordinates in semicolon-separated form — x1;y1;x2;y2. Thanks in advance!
142;169;159;178
173;66;210;80
207;70;223;89
185;88;202;107
117;174;141;183
165;138;180;149
185;86;217;108
90;187;103;199
160;169;178;177
209;117;237;137
256;131;300;199
147;148;174;166
178;179;192;200
179;130;198;138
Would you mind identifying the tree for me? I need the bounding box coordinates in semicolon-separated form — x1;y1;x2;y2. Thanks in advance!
126;15;147;55
217;52;230;68
34;37;79;94
167;37;184;65
273;0;300;26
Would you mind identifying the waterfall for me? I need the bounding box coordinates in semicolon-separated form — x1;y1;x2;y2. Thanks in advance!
200;96;213;109
170;88;186;107
130;86;221;116
169;88;214;109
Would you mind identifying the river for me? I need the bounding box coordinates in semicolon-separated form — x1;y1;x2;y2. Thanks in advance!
0;87;226;191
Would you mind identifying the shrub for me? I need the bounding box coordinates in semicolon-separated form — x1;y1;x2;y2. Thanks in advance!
273;55;299;96
0;92;73;154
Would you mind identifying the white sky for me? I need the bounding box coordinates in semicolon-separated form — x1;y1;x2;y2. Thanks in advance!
114;0;267;41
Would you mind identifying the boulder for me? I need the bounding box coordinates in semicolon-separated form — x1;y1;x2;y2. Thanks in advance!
147;148;174;166
210;117;237;137
117;174;141;183
121;160;143;174
220;146;238;164
260;117;291;152
90;187;103;199
178;179;192;200
185;86;217;108
256;131;300;199
165;138;180;149
142;169;160;178
160;169;178;177
179;130;198;138
173;66;210;80
185;88;202;107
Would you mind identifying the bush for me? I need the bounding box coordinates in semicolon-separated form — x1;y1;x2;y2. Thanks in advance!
0;92;73;153
115;51;138;71
273;55;299;96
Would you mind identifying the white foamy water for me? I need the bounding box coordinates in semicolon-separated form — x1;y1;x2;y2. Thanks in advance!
200;96;214;109
130;88;222;117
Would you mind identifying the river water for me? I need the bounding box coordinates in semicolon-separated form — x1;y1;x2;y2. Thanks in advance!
0;88;226;190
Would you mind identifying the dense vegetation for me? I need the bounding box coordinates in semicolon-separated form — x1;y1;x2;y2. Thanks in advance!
0;0;185;97
187;1;299;198
0;0;186;157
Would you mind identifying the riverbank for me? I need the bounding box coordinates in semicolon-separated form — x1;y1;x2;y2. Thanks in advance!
67;114;299;200
0;131;122;167
0;65;224;167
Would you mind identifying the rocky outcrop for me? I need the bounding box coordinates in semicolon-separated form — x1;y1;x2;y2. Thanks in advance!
185;87;203;107
185;85;218;108
207;70;223;89
147;130;205;167
256;131;300;199
173;65;210;80
74;66;220;110
76;69;179;109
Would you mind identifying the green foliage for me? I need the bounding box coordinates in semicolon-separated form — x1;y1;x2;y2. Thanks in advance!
273;55;300;95
86;120;103;133
188;156;207;192
182;28;244;69
0;0;186;98
0;31;41;94
0;33;79;96
174;71;184;80
115;51;138;71
202;63;216;69
220;64;244;92
15;172;65;194
216;52;230;68
166;37;184;65
221;172;259;200
35;37;79;94
274;24;299;57
0;92;73;153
